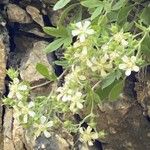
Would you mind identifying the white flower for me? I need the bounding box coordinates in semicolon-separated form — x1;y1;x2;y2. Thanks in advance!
101;44;109;51
72;21;95;42
69;91;84;113
34;116;53;138
119;55;139;76
121;39;128;47
79;126;99;146
86;55;112;77
114;32;128;47
17;101;36;123
109;51;119;61
8;78;28;100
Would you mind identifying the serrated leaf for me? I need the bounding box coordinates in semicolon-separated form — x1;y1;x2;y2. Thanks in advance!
53;0;71;11
91;5;103;20
108;80;124;101
44;38;65;53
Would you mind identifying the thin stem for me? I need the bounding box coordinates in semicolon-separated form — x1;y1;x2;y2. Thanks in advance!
30;69;68;90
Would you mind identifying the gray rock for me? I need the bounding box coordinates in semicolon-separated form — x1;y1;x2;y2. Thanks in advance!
0;15;9;150
6;3;32;23
95;99;150;150
0;0;9;4
26;5;44;27
20;40;51;83
34;134;71;150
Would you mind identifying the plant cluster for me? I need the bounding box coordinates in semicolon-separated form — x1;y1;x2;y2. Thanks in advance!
3;0;150;146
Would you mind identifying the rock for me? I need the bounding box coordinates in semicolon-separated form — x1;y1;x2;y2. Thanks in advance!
3;108;15;150
95;99;150;150
26;5;44;27
34;134;71;150
0;16;9;150
0;0;9;4
135;67;150;118
42;0;57;5
20;40;51;83
19;40;53;97
6;4;32;23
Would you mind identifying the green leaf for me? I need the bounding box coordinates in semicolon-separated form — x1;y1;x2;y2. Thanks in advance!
87;89;101;105
44;38;65;53
141;34;150;53
63;36;72;47
81;0;102;8
117;5;133;25
91;5;103;20
36;63;51;80
140;6;150;26
112;0;127;10
101;72;116;89
54;60;69;67
43;27;68;37
108;80;124;101
53;0;71;11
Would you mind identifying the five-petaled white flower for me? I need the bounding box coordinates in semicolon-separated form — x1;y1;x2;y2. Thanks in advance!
119;55;139;76
72;21;95;42
8;78;28;100
69;91;84;113
86;55;112;77
79;126;99;146
34;116;53;138
113;32;128;47
14;101;36;123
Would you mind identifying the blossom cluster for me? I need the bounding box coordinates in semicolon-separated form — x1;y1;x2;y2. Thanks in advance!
3;20;144;146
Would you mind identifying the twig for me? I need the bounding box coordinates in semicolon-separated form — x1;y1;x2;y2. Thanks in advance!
30;69;68;90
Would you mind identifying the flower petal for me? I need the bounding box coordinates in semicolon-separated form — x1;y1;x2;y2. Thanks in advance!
86;29;95;35
133;66;139;72
125;69;131;76
92;133;99;139
40;116;46;124
28;111;35;117
77;102;83;109
46;121;53;127
18;85;28;91
122;55;128;62
72;29;80;36
44;130;51;138
28;101;35;108
79;34;86;42
83;20;91;29
119;64;126;70
88;140;93;146
76;22;82;28
16;92;23;100
23;114;28;123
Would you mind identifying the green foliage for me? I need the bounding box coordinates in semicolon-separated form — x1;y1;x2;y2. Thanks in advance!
36;63;57;81
43;26;72;53
53;0;71;11
3;0;150;147
140;6;150;26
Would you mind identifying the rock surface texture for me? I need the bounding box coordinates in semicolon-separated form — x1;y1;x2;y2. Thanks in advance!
0;15;9;150
0;0;150;150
